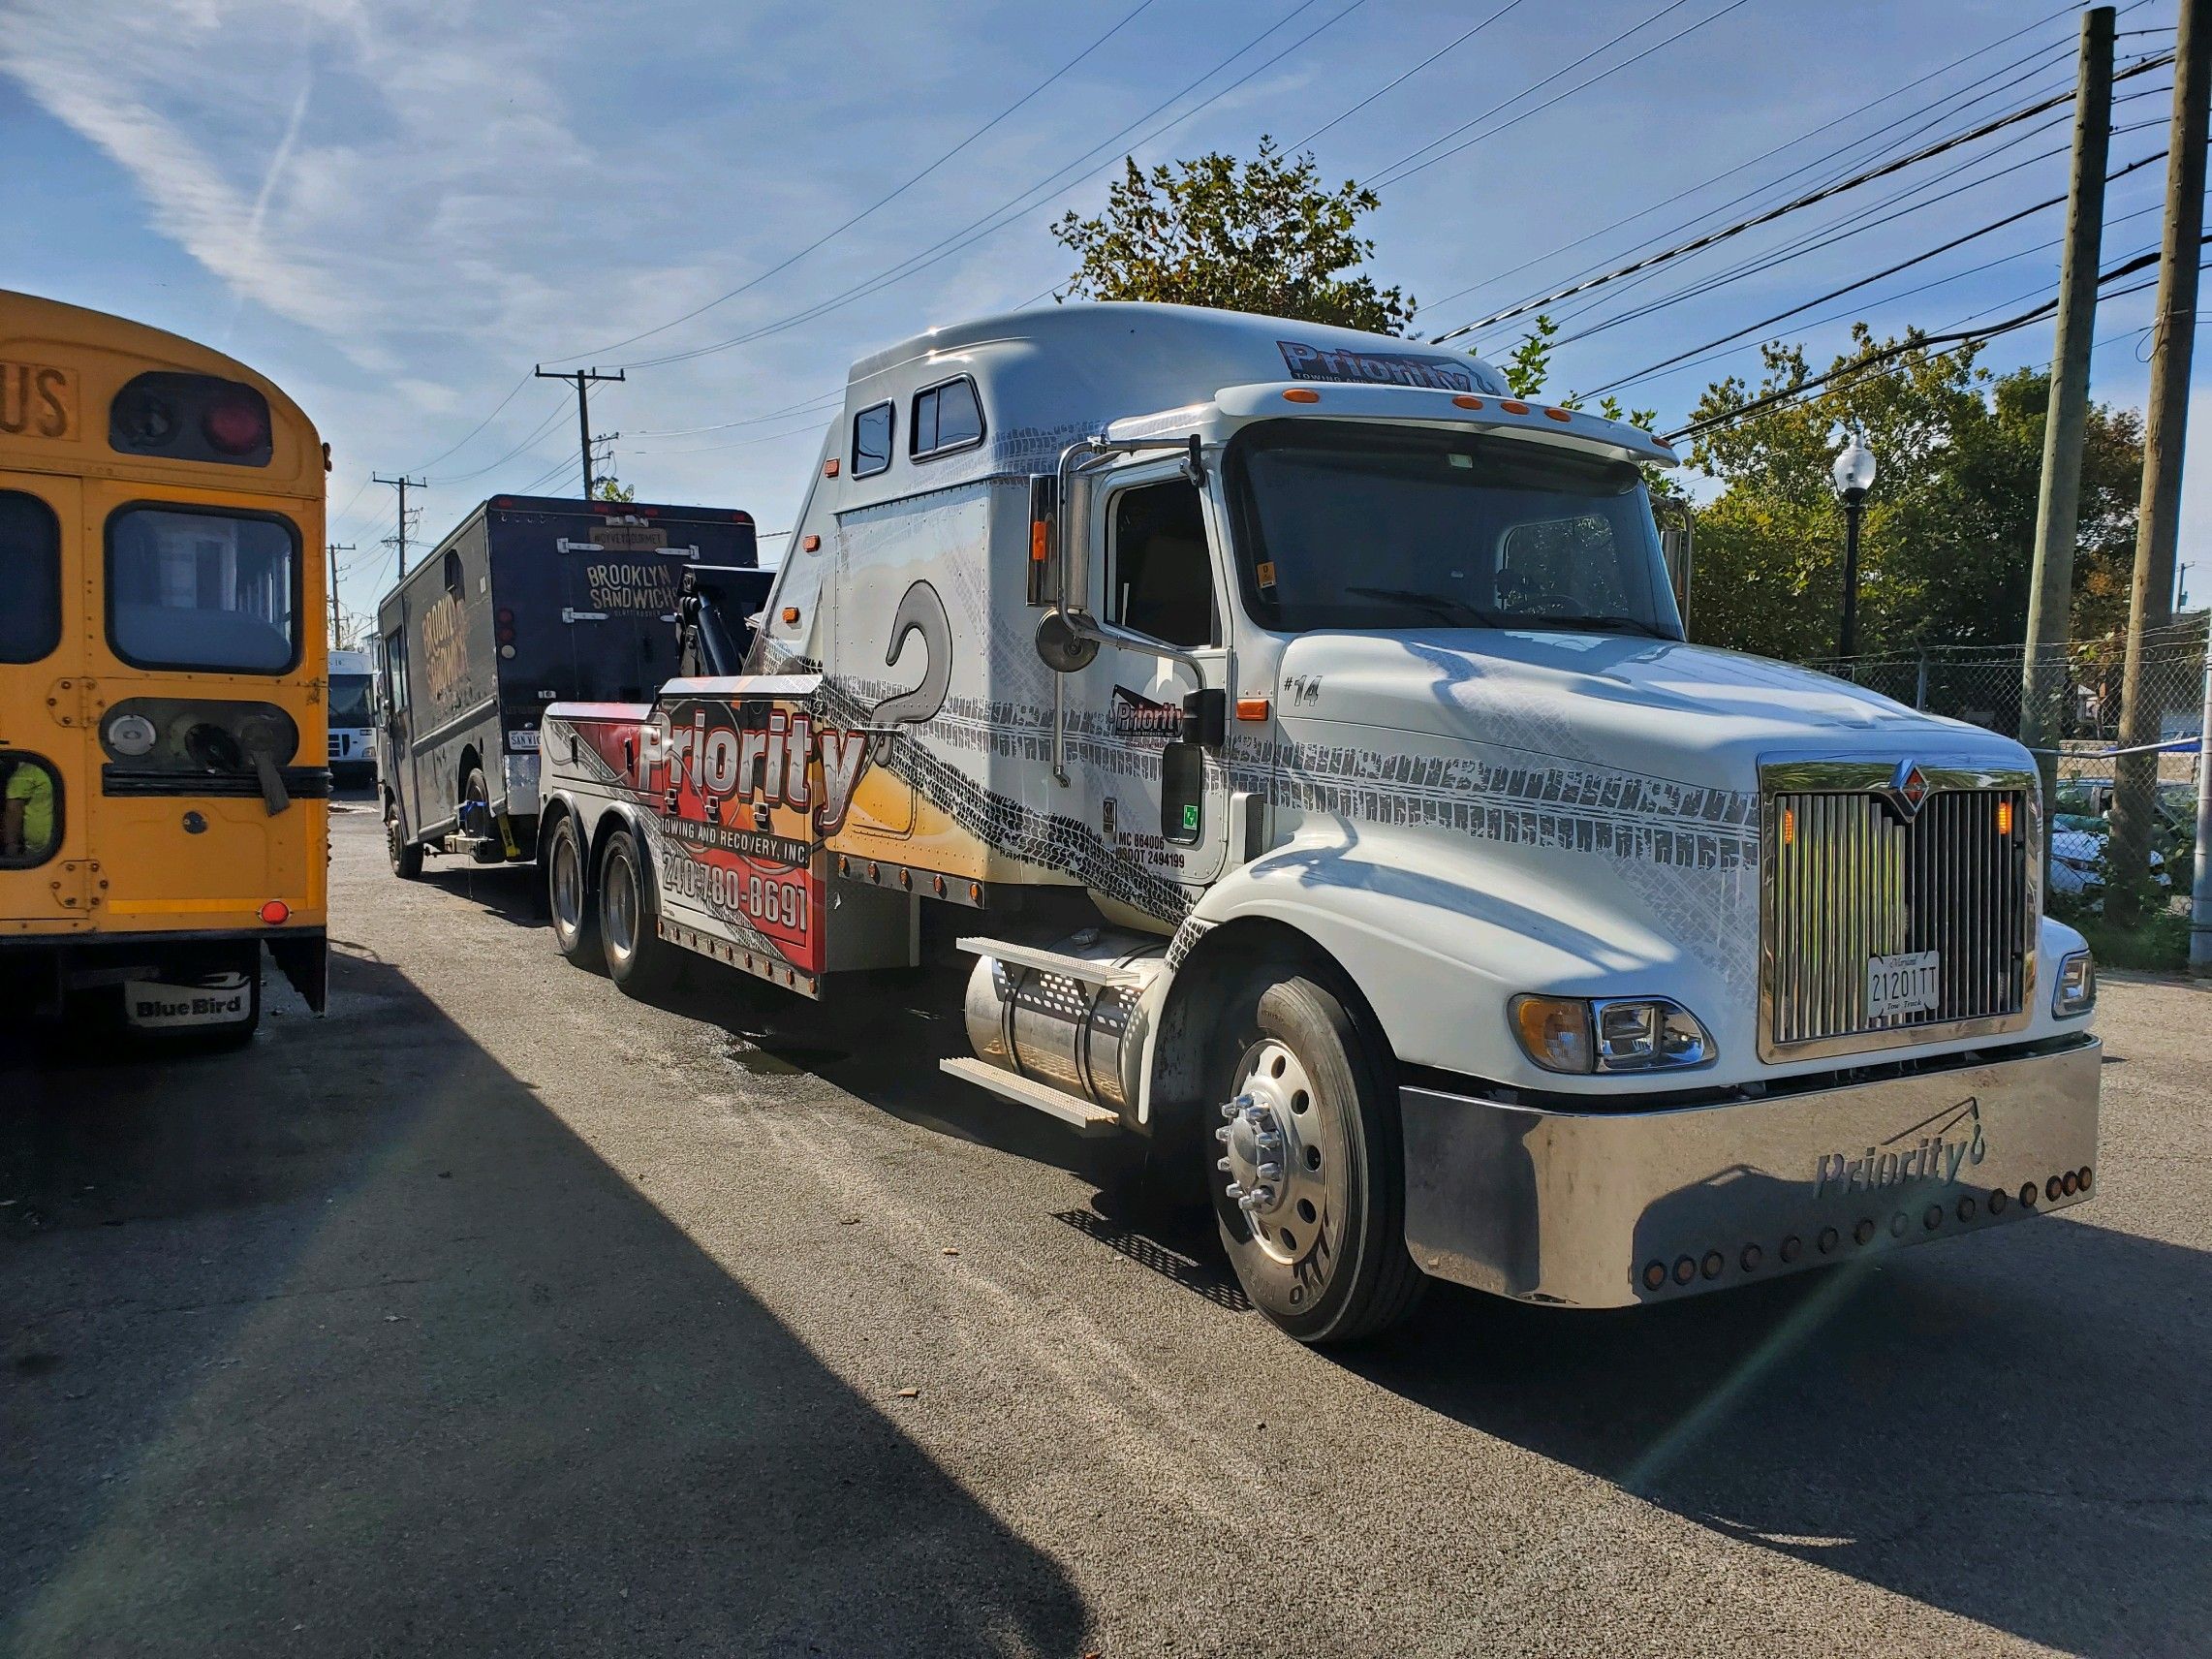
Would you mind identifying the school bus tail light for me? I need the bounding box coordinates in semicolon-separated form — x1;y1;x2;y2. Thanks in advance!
259;900;291;925
109;371;272;467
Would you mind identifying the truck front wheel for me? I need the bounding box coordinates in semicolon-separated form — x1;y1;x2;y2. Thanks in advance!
1208;972;1426;1344
598;827;681;998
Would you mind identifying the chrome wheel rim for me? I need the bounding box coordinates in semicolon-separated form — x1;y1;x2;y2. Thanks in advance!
603;850;639;965
550;833;583;938
1218;1036;1347;1272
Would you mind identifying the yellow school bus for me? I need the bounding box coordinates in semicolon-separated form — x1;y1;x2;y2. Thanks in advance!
0;290;327;1043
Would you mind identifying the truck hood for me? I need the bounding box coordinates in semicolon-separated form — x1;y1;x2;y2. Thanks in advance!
1273;630;2012;787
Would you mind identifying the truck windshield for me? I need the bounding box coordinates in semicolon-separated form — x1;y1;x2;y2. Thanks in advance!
329;673;374;727
1225;421;1682;639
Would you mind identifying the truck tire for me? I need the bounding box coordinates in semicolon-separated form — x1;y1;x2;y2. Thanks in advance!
598;826;681;998
1207;970;1426;1344
544;812;600;968
386;797;423;879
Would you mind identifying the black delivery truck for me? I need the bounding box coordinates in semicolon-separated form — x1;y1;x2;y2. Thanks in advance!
374;494;767;876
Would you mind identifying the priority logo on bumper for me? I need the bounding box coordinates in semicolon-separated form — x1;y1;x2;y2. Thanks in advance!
1815;1097;1987;1197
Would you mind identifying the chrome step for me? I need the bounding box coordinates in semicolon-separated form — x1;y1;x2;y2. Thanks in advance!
954;935;1156;988
938;1057;1123;1136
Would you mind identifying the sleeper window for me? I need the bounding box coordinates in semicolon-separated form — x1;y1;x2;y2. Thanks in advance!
911;378;983;459
853;402;892;478
1107;481;1215;649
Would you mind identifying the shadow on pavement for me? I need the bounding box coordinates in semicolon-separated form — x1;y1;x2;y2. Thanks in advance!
416;858;546;929
0;948;1088;1657
1345;1220;2211;1658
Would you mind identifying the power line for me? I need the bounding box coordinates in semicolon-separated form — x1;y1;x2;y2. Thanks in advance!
1661;238;2202;445
553;0;1164;363
1433;49;2175;344
426;397;571;485
1287;0;1528;150
614;0;1367;371
1588;200;2165;397
1372;0;1758;192
405;370;532;476
1580;150;2172;400
1412;4;2093;326
1545;109;2087;341
1482;1;2166;323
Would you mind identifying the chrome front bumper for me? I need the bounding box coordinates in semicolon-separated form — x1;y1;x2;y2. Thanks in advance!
1400;1037;2100;1308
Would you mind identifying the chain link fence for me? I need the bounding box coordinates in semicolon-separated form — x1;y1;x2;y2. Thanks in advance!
1801;615;2207;921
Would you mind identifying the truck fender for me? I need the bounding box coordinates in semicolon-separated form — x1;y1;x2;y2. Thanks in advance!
1139;822;1688;1114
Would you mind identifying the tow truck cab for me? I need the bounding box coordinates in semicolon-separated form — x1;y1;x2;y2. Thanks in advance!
536;303;2099;1344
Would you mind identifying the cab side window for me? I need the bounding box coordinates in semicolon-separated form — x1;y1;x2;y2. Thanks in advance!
384;628;409;713
1107;480;1215;648
0;492;61;664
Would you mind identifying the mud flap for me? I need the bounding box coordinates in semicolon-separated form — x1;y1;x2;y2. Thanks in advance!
267;929;328;1014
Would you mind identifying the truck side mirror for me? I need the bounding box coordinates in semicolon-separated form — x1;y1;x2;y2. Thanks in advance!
1035;610;1098;673
1181;687;1226;748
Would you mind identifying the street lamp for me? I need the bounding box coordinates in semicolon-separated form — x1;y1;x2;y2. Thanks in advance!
1831;436;1877;660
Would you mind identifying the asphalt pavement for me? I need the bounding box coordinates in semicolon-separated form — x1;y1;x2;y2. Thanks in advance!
3;796;2208;1658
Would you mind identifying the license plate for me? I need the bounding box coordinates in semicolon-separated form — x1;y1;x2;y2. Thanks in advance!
1867;951;1940;1018
123;972;254;1030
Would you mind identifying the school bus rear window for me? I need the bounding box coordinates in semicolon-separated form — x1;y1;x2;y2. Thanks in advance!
107;505;299;673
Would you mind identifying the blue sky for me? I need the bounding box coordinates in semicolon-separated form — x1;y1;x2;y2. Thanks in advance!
5;0;2206;636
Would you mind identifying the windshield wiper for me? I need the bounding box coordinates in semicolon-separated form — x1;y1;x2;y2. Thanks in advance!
1519;613;1672;640
1342;585;1500;626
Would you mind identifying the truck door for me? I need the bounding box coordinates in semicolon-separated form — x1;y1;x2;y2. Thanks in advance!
0;475;85;927
1085;464;1231;890
380;618;414;829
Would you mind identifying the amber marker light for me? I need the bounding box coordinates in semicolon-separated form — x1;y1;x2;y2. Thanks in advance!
1451;394;1484;410
1543;407;1573;422
1500;399;1530;415
1236;696;1271;721
1283;388;1321;403
824;457;840;477
1782;805;1796;846
1030;520;1049;563
801;534;821;551
1996;798;2014;835
782;607;801;625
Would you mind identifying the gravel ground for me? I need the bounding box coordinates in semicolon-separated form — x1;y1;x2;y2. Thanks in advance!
3;797;2207;1658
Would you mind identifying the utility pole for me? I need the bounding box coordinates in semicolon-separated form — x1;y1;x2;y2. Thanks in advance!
372;473;425;577
2108;0;2210;926
327;541;355;648
2019;6;2114;828
535;365;625;497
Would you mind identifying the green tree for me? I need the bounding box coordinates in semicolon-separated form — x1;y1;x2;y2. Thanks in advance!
592;475;636;503
1052;137;1413;332
1680;326;2140;659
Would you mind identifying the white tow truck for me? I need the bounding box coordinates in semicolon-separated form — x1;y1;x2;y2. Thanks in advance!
537;303;2101;1344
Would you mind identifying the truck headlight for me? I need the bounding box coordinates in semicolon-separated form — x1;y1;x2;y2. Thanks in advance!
2053;950;2096;1017
1511;995;1592;1074
1511;994;1715;1074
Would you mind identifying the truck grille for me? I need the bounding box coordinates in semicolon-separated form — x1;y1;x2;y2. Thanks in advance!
1763;779;2033;1057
